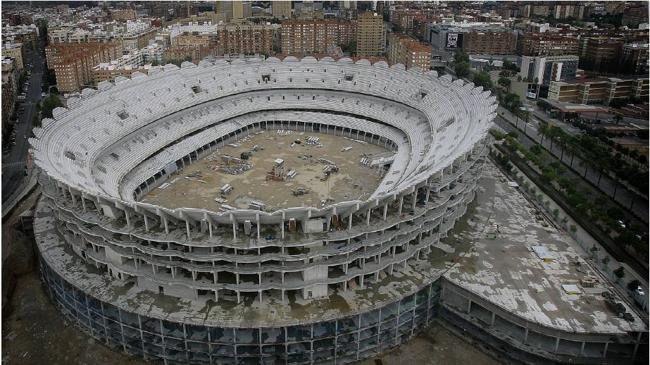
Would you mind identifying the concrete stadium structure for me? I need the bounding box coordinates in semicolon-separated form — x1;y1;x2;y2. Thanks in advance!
30;57;646;364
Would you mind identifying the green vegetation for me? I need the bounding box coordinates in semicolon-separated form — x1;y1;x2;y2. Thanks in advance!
472;71;492;90
496;129;648;260
41;94;63;119
453;51;470;78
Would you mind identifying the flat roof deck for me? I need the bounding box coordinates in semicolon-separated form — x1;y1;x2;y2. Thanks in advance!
444;163;646;334
140;131;391;212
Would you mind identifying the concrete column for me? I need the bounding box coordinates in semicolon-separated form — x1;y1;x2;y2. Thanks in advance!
603;342;609;358
412;191;417;210
348;212;352;229
580;341;585;356
366;209;371;225
162;216;169;233
208;220;213;238
281;212;285;239
466;298;472;314
185;220;191;239
490;312;495;326
554;337;560;353
231;214;237;240
256;213;260;239
383;204;388;220
143;214;149;231
523;327;528;344
398;196;403;216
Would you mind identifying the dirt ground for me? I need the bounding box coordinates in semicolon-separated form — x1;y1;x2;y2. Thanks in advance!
141;130;389;212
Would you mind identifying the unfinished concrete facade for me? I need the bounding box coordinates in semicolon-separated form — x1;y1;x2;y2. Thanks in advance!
30;56;500;364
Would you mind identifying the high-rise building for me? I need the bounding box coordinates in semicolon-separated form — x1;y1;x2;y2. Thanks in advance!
281;19;356;56
273;1;292;19
356;12;385;57
232;1;244;20
387;33;431;70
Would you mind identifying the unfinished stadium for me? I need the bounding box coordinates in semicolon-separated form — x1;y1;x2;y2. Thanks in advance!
29;57;647;365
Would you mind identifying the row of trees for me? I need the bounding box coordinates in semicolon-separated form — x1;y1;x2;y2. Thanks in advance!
496;130;648;261
538;121;649;196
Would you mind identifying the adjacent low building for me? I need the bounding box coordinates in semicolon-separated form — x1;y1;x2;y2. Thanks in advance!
519;55;579;85
2;42;24;70
548;77;649;105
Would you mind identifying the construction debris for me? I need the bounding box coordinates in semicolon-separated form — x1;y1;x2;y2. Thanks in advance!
292;187;310;196
341;146;352;152
220;184;233;195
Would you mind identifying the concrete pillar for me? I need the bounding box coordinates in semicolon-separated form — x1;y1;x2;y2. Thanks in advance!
398;196;403;216
162;216;169;233
412;191;417;210
256;213;261;239
603;341;609;358
580;341;585;356
466;298;472;314
281;212;286;239
523;327;528;344
366;209;371;225
143;214;149;231
490;312;495;326
348;212;352;229
226;212;237;238
554;337;560;353
383;204;388;220
186;220;191;239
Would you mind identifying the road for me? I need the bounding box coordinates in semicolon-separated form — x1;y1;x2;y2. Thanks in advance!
497;106;649;223
2;40;45;203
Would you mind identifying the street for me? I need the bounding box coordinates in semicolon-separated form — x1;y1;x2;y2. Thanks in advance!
2;39;45;203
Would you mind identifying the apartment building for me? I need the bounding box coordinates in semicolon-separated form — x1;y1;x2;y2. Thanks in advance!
581;36;624;72
272;1;292;20
216;23;278;56
2;42;24;70
281;19;356;56
356;12;385;57
548;77;650;105
110;9;137;22
163;45;213;64
621;43;649;75
519;55;579;85
387;33;431;70
45;42;123;92
462;29;516;55
517;33;579;56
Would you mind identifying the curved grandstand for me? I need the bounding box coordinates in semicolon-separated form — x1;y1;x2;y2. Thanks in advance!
31;57;496;364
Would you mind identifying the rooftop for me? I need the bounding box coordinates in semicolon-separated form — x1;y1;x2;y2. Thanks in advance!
444;164;646;334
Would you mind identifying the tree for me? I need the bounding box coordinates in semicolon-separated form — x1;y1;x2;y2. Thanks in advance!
473;71;493;90
41;94;63;119
454;62;470;78
627;279;641;291
613;266;625;281
498;77;511;91
613;112;623;125
454;51;469;64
